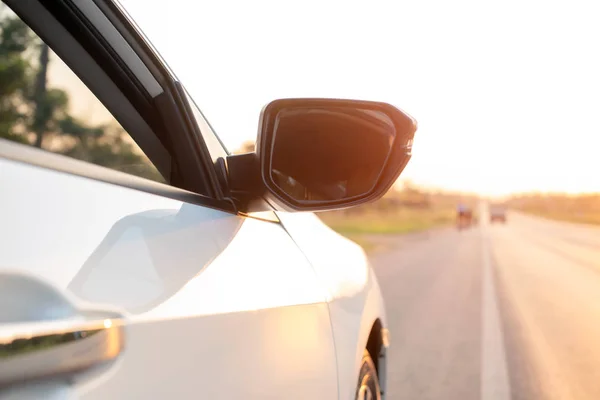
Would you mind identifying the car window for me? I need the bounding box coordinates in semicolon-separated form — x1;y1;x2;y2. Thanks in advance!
0;3;164;183
183;87;229;163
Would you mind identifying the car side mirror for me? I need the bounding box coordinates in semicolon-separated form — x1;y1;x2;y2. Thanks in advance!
225;98;417;213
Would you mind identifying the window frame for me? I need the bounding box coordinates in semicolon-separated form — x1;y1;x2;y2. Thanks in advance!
88;0;226;198
4;0;171;180
1;0;235;212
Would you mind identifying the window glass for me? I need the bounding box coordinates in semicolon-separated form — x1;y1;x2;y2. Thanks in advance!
183;87;229;163
0;3;163;182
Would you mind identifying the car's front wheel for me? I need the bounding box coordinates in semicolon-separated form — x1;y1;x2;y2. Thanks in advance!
355;350;381;400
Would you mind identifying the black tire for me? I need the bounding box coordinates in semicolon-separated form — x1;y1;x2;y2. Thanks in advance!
355;350;381;400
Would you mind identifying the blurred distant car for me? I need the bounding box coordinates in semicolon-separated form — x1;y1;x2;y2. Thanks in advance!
456;203;479;229
490;204;507;223
457;207;473;229
0;0;418;398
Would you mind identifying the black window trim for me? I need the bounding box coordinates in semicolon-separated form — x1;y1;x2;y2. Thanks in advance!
87;0;261;205
4;0;173;180
88;0;228;200
5;0;230;203
1;0;236;212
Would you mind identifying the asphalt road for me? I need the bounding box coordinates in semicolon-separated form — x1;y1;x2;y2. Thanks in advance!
370;209;600;400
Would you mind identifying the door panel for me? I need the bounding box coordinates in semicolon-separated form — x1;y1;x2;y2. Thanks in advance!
0;154;338;399
277;212;384;400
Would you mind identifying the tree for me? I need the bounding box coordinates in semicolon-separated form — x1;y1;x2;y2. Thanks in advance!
62;123;164;182
234;140;256;154
31;42;49;148
0;7;163;182
0;6;34;143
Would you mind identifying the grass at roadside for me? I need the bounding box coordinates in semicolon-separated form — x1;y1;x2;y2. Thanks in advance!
509;193;600;226
318;207;456;253
319;207;456;235
342;234;381;253
517;208;600;226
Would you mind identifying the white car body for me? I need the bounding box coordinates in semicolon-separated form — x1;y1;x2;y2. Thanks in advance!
0;1;389;398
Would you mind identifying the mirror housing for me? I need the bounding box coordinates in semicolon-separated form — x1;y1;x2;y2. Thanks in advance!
225;98;416;213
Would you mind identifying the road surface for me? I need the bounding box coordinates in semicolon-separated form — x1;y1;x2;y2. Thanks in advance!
370;209;600;400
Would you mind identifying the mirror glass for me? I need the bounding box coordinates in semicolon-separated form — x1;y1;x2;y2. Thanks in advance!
270;106;396;202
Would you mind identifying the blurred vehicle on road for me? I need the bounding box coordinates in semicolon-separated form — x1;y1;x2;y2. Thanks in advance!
490;204;508;223
456;203;474;230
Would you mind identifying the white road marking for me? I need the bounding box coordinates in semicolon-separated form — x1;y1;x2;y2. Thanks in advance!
480;205;511;400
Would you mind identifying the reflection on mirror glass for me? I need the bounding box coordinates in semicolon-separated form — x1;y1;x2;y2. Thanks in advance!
270;107;395;202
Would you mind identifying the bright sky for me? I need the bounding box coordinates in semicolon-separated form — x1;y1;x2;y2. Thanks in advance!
115;0;600;195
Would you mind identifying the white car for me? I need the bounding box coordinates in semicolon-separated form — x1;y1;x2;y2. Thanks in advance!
0;1;416;399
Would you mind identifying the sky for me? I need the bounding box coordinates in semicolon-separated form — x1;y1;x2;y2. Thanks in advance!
111;0;600;195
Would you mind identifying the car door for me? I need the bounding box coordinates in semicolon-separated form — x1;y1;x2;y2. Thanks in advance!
0;1;338;398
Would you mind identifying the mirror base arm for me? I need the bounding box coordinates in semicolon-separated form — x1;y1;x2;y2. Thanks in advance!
225;153;271;213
